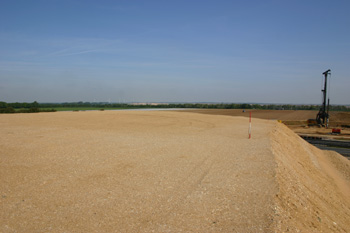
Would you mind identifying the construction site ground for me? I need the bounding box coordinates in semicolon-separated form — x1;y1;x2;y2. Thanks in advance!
184;109;350;140
1;110;349;232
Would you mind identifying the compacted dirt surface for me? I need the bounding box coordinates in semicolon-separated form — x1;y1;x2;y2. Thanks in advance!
185;109;350;139
1;111;349;232
181;109;318;121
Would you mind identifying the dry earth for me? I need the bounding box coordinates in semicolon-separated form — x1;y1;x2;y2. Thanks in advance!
181;109;318;121
1;111;349;232
184;109;350;138
182;109;350;124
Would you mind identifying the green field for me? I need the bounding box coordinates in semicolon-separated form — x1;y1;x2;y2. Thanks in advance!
40;107;130;112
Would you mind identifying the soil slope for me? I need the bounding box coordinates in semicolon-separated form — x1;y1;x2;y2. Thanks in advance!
271;123;350;232
0;111;349;232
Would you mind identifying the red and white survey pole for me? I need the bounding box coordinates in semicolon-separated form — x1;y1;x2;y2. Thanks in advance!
248;112;252;139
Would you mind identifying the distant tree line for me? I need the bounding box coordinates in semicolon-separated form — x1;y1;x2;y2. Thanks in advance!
1;101;349;113
0;101;56;113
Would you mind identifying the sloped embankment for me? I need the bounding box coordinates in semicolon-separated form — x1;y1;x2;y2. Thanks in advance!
270;123;350;232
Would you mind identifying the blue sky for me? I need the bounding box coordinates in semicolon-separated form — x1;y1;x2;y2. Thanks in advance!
0;0;349;104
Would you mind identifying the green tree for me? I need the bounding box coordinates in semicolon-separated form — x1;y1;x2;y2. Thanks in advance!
0;101;8;108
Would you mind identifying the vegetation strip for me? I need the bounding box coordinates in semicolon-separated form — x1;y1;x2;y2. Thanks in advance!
1;101;349;114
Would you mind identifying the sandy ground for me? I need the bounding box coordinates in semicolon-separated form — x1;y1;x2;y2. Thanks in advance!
182;109;350;125
184;109;350;139
1;111;349;232
271;123;350;232
181;109;318;121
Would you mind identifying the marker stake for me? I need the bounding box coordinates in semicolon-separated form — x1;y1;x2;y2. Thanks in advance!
249;112;252;139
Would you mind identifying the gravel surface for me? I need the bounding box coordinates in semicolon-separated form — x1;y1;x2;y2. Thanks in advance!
1;111;349;232
271;123;350;232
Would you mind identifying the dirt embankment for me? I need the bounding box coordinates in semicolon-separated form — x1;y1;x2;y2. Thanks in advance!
0;111;349;232
270;123;350;232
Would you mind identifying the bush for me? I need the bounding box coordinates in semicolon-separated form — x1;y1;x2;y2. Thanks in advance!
0;107;15;113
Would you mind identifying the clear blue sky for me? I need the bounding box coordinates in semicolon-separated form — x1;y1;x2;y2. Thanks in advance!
1;0;349;104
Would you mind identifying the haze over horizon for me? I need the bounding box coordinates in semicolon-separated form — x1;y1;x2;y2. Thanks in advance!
1;1;349;105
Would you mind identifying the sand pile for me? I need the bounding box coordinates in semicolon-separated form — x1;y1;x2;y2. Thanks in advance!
0;111;349;232
271;123;350;232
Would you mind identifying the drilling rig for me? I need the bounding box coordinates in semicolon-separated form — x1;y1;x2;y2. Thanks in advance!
316;69;331;126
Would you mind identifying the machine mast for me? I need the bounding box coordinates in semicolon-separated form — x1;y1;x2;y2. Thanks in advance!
316;69;331;126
